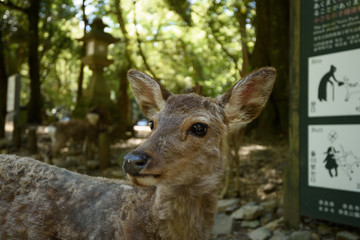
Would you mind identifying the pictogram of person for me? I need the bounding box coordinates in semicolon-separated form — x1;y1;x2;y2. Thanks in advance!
323;146;339;177
318;65;344;101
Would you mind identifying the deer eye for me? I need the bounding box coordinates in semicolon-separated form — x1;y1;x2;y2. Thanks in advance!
149;120;154;130
189;123;208;137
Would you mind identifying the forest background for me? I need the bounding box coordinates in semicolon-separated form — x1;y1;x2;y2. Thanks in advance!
0;0;289;139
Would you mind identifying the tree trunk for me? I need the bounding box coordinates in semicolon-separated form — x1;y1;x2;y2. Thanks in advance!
117;67;131;138
0;28;8;138
26;0;42;124
114;0;132;138
76;62;85;103
234;2;251;77
284;0;301;227
76;0;89;104
249;0;289;137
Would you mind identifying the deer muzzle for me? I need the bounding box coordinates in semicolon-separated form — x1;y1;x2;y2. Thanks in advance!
123;151;150;176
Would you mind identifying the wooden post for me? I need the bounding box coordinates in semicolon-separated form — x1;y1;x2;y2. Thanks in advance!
284;0;301;227
99;132;110;169
28;127;37;154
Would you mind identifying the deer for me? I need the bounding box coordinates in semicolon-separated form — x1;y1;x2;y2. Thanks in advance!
47;105;111;163
0;67;275;240
47;112;100;161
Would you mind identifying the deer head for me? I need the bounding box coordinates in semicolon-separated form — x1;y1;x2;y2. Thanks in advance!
123;68;275;187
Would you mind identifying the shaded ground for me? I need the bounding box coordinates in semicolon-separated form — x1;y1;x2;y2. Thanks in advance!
221;137;287;202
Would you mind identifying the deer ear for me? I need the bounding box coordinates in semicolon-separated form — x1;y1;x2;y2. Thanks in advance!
128;69;172;118
219;67;276;123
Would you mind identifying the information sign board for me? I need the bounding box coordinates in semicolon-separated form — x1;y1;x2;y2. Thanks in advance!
300;0;360;227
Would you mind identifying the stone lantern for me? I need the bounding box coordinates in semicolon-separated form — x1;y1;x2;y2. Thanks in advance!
80;18;119;103
74;18;119;168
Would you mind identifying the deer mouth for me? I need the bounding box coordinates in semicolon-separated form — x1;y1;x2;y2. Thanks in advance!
127;171;161;178
129;174;161;186
136;174;161;178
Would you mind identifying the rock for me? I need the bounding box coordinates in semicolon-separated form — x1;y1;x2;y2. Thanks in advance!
261;212;274;225
336;231;360;240
290;231;311;240
246;201;258;206
225;204;241;215
318;223;332;236
241;220;260;228
275;178;283;185
263;183;276;194
231;207;245;220
270;229;290;240
265;217;283;231
260;200;278;213
217;198;241;213
276;207;284;218
232;204;265;221
231;220;242;233
211;213;233;236
311;232;320;240
248;226;272;240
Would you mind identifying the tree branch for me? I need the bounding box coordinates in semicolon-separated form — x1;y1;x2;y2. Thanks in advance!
76;0;89;102
133;0;159;80
114;0;132;68
208;21;241;78
233;1;252;76
0;1;28;13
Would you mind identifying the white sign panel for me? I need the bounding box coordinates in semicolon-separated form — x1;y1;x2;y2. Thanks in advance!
308;49;360;117
6;75;17;112
308;124;360;193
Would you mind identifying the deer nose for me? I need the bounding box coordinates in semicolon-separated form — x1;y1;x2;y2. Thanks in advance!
123;151;150;176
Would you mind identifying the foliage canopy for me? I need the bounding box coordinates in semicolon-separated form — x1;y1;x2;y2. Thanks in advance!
0;0;288;136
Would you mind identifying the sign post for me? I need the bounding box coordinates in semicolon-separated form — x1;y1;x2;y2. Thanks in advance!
299;0;360;227
5;74;21;145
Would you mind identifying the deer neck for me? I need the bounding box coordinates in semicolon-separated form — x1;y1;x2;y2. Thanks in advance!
152;175;220;240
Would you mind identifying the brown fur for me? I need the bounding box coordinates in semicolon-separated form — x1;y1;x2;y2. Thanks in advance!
0;67;275;240
0;155;155;239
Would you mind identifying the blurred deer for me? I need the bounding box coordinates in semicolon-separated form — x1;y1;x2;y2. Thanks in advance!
0;67;275;239
47;112;100;162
